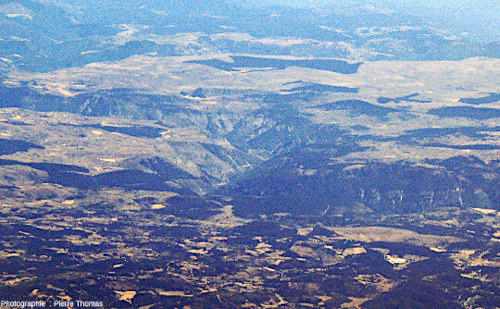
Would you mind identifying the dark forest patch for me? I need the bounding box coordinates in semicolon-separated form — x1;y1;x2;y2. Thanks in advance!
282;82;359;94
459;93;500;105
402;126;499;140
316;100;399;117
428;106;500;119
0;138;44;155
0;159;192;193
186;56;361;74
423;143;499;150
363;278;462;309
67;123;164;138
377;93;431;104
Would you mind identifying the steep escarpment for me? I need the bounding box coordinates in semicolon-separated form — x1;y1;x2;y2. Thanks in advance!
224;152;499;218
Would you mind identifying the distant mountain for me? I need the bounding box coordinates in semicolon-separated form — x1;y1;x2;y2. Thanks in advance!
0;0;497;73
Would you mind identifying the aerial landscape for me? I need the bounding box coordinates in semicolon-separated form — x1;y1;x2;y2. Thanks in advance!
0;0;498;308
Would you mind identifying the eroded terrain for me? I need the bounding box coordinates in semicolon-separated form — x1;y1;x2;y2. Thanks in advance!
0;53;498;307
0;2;499;306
